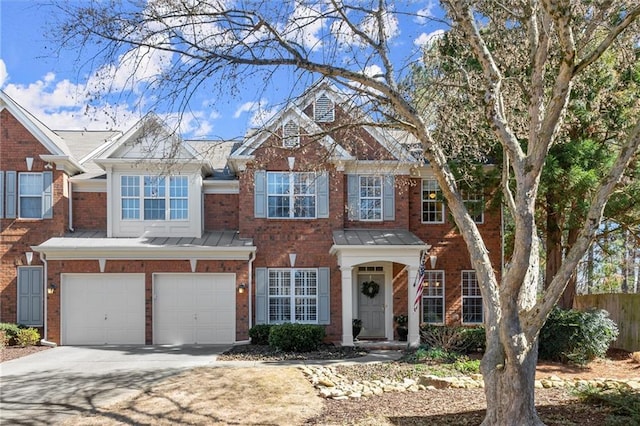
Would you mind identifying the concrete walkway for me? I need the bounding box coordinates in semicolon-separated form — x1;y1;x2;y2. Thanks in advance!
0;345;402;425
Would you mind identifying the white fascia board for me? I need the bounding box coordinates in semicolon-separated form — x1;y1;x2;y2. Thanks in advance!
39;155;85;175
32;245;257;261
330;244;429;268
203;180;239;194
71;178;106;193
227;155;254;172
343;160;416;175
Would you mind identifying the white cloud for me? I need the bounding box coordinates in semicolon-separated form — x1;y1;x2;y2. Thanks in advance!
363;65;384;80
234;100;264;118
0;60;8;87
331;8;399;49
415;2;436;25
414;29;445;48
284;1;325;51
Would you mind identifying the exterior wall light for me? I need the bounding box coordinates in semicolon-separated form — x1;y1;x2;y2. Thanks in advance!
238;283;246;294
48;283;57;295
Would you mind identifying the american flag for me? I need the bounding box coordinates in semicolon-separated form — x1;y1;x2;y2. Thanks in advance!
413;252;426;312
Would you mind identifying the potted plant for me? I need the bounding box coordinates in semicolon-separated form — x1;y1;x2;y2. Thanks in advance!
352;319;363;340
394;315;408;341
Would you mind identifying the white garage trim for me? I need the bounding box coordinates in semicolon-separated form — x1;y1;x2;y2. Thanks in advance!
61;273;145;345
153;273;236;345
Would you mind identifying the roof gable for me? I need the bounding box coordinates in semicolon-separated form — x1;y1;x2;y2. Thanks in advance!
97;113;201;162
231;104;353;160
0;90;87;173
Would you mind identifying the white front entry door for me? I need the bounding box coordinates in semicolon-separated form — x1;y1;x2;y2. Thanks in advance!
62;273;145;345
153;273;235;345
358;274;385;337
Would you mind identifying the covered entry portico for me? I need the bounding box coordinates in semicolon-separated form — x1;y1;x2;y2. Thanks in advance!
330;229;429;347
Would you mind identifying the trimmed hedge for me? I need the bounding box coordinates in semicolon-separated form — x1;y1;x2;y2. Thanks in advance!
539;307;618;365
249;324;273;345
268;323;326;352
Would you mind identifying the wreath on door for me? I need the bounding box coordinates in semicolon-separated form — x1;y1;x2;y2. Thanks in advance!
361;280;380;298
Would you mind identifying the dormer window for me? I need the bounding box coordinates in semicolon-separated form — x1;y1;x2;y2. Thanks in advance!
282;120;300;148
121;175;189;221
314;94;334;122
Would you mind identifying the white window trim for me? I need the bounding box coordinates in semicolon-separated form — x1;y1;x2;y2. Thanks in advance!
461;270;483;324
267;172;317;219
18;172;43;219
422;270;445;325
421;178;445;224
358;175;383;221
462;190;485;224
120;174;189;222
268;268;319;324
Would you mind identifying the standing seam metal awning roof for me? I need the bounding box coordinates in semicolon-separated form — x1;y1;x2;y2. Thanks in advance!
332;229;426;246
32;230;255;260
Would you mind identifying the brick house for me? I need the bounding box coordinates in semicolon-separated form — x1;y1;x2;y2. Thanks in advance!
0;83;502;346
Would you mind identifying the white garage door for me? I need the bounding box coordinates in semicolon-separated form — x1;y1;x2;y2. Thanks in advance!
154;273;236;345
62;274;145;345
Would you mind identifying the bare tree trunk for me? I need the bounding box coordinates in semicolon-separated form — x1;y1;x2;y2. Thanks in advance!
481;318;543;425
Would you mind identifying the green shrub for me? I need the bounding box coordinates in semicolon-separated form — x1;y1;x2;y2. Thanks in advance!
249;324;273;345
420;324;486;354
574;385;640;425
460;327;486;353
453;358;481;374
268;323;326;352
15;328;40;347
0;330;9;348
539;307;618;365
0;323;21;345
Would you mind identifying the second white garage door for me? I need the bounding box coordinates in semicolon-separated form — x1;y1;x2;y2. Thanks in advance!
153;273;236;345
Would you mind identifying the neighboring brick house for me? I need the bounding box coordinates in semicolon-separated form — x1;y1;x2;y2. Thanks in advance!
0;83;501;346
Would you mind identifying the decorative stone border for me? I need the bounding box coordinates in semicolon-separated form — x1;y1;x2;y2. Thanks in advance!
299;366;640;400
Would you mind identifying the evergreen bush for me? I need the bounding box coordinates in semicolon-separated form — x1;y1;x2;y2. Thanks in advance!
15;328;40;347
539;307;618;365
248;324;273;345
268;323;325;352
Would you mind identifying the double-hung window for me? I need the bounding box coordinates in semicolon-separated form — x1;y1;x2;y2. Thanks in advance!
18;173;44;219
462;190;484;223
121;175;189;221
359;176;382;221
268;268;318;323
422;270;445;324
267;172;316;218
462;271;483;324
422;178;444;223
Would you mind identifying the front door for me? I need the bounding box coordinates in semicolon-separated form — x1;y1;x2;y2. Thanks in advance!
358;274;385;337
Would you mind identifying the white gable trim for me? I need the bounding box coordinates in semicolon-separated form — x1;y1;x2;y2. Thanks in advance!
231;105;353;160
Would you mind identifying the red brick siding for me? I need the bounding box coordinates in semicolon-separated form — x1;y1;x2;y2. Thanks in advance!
408;176;502;326
204;193;239;230
72;192;107;229
45;259;250;344
1;110;68;323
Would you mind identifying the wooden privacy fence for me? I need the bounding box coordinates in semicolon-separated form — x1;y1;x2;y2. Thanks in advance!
574;294;640;352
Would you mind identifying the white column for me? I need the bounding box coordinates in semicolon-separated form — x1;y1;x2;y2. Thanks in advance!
341;266;354;346
407;265;420;347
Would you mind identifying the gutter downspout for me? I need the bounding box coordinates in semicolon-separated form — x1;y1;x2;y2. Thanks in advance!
248;251;256;330
68;178;74;232
39;252;57;347
235;250;256;346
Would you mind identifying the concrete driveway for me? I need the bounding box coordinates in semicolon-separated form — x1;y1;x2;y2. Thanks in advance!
0;345;229;425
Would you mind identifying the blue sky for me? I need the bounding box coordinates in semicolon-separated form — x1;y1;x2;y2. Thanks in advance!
1;1;447;140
